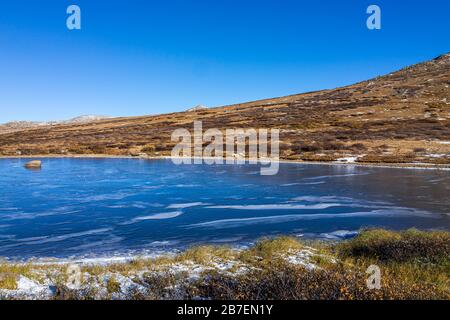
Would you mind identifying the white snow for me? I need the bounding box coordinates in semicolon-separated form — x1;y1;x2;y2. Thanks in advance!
284;249;317;270
336;156;359;163
0;276;53;300
426;154;448;158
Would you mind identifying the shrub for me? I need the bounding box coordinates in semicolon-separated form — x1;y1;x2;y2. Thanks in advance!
322;140;345;150
350;143;367;151
141;144;156;153
337;228;450;263
190;262;446;300
292;142;321;153
106;276;121;294
53;285;98;300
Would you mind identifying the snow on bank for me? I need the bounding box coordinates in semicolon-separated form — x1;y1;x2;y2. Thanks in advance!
335;156;361;163
426;153;449;158
0;246;325;300
284;249;317;270
0;276;54;300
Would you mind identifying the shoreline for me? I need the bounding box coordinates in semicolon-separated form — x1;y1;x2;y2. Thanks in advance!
0;233;334;265
1;226;448;265
1;154;449;170
0;250;180;267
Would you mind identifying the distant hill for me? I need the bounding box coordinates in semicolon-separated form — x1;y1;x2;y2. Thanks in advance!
65;115;111;124
0;115;110;134
0;54;449;164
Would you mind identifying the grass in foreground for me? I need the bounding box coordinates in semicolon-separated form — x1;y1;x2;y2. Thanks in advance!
0;228;448;300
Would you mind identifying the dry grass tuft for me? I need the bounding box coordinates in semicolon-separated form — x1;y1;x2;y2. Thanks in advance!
337;228;450;262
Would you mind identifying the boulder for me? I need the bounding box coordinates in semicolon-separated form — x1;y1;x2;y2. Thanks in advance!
24;160;42;169
128;148;141;157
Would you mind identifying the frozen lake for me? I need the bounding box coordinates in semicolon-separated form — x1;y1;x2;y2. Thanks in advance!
0;158;448;260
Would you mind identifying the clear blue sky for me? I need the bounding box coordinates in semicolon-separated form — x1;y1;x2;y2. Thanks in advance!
0;0;448;122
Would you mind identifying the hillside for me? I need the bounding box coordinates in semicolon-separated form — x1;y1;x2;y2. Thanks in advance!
0;54;449;164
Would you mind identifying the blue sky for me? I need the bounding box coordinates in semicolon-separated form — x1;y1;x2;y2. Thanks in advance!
0;0;448;122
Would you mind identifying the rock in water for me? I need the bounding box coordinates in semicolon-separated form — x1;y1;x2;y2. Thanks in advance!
24;160;42;169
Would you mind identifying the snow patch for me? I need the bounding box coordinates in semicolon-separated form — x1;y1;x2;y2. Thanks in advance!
336;156;359;163
284;249;317;270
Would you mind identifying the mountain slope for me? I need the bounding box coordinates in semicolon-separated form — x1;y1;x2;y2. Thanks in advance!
0;54;449;164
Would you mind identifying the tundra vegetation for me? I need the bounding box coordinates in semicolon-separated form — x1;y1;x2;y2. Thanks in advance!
0;229;448;300
0;54;449;166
